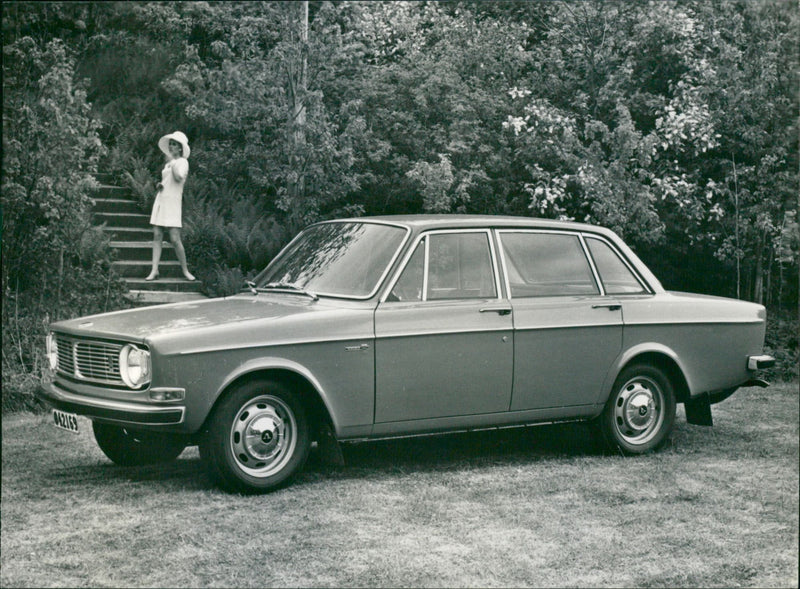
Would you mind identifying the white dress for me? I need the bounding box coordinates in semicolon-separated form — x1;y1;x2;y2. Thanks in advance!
149;158;189;228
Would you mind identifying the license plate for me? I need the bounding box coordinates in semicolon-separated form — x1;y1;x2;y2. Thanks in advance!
52;409;80;434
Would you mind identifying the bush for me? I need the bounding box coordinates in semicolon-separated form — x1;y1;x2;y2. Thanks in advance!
764;309;799;382
122;164;157;212
183;189;289;296
1;37;131;413
2;246;131;413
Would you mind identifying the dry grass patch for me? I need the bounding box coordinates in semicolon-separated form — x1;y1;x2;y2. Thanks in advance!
2;383;797;587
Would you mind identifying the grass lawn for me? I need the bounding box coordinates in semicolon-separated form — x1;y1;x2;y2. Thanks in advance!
2;382;797;588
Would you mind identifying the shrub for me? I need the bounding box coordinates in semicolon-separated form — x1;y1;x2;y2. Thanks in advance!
764;310;799;382
1;37;130;412
183;189;289;296
122;163;157;212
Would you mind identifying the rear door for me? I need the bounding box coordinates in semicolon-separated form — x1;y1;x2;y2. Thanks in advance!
497;230;623;411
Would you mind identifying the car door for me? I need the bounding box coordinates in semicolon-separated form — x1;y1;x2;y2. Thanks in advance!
374;230;513;423
497;230;623;411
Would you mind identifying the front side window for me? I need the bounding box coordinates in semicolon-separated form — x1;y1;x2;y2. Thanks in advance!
388;241;424;302
586;237;647;294
499;232;599;297
255;222;407;298
428;233;497;300
388;232;497;301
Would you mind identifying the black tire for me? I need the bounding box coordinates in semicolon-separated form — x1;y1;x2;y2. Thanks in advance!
199;379;310;493
92;422;186;466
600;364;676;454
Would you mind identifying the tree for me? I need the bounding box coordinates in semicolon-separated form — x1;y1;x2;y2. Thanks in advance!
695;0;799;305
2;37;105;294
2;36;127;399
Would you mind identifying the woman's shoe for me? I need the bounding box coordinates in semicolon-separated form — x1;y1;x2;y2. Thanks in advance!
183;272;196;281
145;272;159;281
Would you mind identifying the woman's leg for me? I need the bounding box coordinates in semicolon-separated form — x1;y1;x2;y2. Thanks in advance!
168;227;195;281
146;226;164;280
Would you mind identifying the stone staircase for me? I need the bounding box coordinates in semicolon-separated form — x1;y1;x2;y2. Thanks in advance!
93;177;206;305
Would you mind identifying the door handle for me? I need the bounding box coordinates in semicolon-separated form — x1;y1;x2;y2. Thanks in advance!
592;303;621;311
479;306;512;316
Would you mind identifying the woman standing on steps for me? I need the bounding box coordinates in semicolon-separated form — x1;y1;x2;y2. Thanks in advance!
145;131;195;281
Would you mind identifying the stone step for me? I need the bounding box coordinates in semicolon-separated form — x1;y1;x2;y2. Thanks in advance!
125;276;203;292
110;241;177;261
95;172;117;184
113;260;192;279
125;290;209;306
93;198;142;215
95;212;151;229
94;171;207;303
103;226;153;241
94;185;131;199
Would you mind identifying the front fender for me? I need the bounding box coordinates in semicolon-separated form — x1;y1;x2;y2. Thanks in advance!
213;356;339;430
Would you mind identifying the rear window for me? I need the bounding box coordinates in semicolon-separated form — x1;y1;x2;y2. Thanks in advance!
586;237;647;294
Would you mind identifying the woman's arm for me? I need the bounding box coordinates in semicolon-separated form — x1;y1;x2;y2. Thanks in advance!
171;158;189;182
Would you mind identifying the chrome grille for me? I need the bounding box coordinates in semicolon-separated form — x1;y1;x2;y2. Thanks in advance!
54;334;125;386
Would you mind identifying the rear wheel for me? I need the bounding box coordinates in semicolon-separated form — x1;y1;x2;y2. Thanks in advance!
92;422;186;466
600;364;676;454
200;379;310;493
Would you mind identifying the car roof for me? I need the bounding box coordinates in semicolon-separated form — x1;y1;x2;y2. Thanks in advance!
316;214;664;294
326;214;616;236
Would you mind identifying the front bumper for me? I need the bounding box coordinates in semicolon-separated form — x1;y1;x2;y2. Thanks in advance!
37;380;185;427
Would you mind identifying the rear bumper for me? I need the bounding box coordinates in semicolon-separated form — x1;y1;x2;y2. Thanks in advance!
37;380;185;427
684;356;774;426
748;355;775;371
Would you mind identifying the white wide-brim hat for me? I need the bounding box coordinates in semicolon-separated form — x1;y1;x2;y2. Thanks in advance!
158;131;190;158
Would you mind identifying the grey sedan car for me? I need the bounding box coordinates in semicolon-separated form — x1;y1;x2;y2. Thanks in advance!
38;215;774;492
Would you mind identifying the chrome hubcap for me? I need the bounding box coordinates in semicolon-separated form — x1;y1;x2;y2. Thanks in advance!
231;395;296;477
614;377;663;445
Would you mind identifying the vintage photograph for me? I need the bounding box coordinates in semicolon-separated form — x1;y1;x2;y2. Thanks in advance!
2;1;798;587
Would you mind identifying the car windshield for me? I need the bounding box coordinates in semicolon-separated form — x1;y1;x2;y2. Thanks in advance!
254;221;408;298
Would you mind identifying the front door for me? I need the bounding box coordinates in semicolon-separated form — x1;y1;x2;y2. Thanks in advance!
374;230;513;423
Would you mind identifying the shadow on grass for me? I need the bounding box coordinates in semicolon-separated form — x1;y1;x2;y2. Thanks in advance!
39;418;761;493
339;421;604;468
44;449;215;493
39;421;605;493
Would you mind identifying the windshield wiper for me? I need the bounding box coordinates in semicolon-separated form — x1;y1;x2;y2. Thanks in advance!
262;282;319;301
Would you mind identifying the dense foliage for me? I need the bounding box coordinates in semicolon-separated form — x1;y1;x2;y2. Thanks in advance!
2;33;129;409
2;1;798;401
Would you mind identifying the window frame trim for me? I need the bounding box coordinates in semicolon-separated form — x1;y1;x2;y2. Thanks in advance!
380;228;503;303
582;234;653;296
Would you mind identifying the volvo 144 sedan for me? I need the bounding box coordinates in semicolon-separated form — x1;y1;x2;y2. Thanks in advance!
38;215;774;492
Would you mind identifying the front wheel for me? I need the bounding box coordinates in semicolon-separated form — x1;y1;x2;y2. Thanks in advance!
200;380;310;493
92;422;186;466
599;364;676;454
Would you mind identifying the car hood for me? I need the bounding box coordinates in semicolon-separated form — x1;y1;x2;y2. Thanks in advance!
52;294;328;342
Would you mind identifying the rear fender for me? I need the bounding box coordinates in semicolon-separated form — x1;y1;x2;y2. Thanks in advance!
601;343;691;405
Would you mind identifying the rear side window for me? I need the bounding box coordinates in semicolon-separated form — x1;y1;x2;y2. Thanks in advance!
586;237;647;294
499;232;599;297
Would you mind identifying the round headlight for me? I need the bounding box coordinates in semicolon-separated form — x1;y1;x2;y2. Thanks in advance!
119;344;151;389
46;333;58;371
